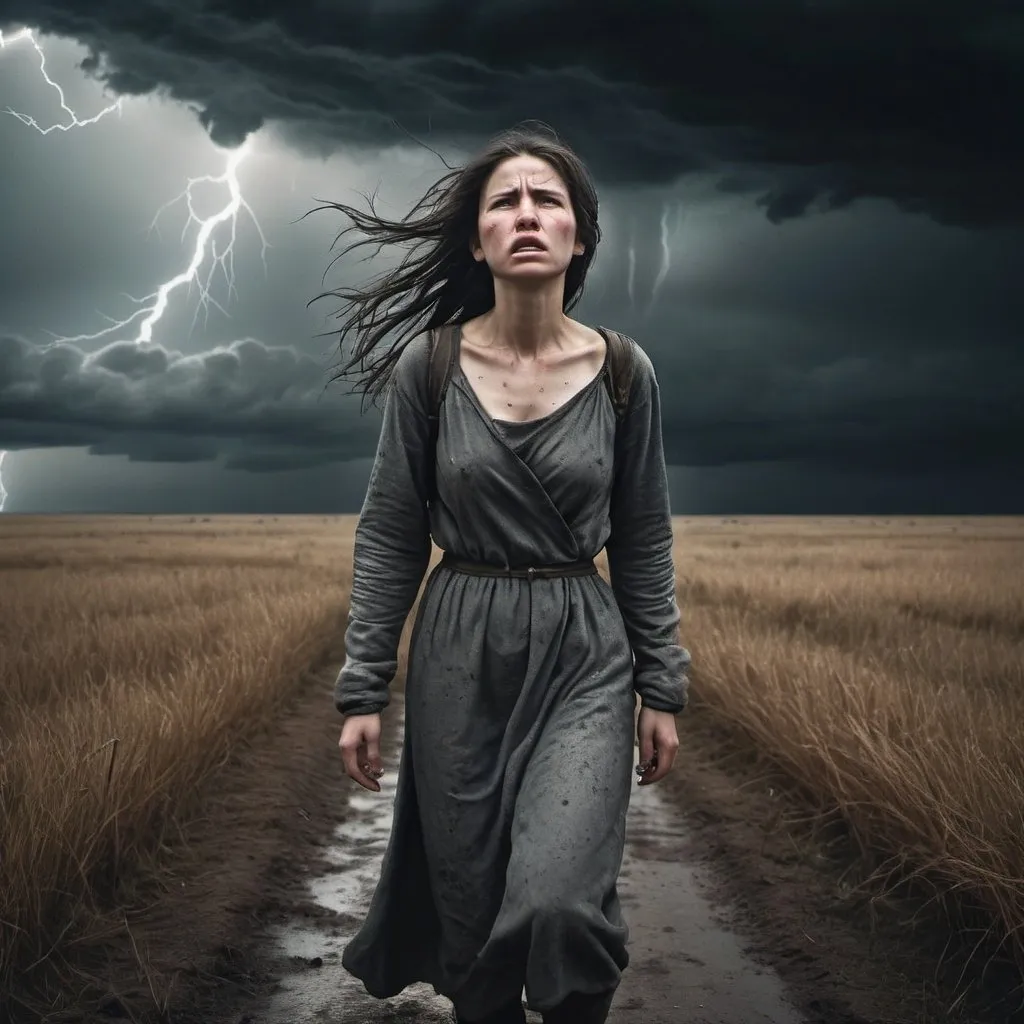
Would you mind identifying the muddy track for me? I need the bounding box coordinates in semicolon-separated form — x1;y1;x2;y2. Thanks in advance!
253;693;805;1024
39;660;1009;1024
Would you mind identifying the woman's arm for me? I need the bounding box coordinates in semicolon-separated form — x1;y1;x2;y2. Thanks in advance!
333;335;433;717
606;345;691;713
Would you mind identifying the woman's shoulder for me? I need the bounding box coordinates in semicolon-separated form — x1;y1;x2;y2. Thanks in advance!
390;331;434;399
591;323;657;379
395;330;433;370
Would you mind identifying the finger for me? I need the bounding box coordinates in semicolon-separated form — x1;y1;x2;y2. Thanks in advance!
636;718;655;768
339;734;380;793
637;749;658;785
357;736;385;790
355;755;383;792
643;737;679;786
338;734;362;784
365;733;384;776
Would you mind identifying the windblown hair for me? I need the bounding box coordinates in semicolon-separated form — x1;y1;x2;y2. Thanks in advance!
306;121;601;405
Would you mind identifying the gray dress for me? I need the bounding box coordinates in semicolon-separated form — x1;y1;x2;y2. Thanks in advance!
334;325;691;1018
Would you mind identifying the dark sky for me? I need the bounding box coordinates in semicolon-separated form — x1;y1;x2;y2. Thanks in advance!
0;0;1021;514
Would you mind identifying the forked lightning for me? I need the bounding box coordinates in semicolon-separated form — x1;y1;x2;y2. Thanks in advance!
0;26;269;510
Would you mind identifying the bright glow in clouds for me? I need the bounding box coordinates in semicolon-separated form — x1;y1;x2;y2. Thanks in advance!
0;27;267;510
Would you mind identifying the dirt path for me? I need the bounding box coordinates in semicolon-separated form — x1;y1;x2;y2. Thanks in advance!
60;664;1000;1024
256;693;805;1024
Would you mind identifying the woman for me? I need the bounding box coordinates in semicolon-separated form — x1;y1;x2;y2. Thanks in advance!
312;121;691;1024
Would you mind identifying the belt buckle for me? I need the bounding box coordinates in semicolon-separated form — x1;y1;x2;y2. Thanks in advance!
526;566;537;582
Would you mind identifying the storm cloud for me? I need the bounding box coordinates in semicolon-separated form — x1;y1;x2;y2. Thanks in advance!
0;3;1021;513
3;294;1020;481
0;332;379;471
1;0;1022;227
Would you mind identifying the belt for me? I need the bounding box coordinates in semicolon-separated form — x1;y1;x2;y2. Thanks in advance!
440;552;598;581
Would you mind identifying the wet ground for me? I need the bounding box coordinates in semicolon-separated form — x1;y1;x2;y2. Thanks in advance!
261;694;807;1023
47;671;999;1024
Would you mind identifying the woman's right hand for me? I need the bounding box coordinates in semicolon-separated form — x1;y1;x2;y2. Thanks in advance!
338;713;384;792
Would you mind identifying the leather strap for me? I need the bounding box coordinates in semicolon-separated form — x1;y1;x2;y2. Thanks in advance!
440;552;598;580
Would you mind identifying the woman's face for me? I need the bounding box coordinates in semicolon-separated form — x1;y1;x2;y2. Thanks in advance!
472;154;585;284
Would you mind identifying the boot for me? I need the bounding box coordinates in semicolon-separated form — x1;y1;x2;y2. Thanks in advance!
541;988;616;1024
452;997;527;1024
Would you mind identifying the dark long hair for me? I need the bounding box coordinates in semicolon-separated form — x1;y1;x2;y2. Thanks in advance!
305;121;602;405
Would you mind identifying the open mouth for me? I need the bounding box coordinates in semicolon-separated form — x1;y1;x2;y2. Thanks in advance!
511;237;546;253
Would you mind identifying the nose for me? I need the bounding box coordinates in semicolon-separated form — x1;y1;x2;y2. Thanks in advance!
514;202;540;229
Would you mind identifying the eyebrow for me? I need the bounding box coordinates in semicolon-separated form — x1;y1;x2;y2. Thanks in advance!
488;184;567;202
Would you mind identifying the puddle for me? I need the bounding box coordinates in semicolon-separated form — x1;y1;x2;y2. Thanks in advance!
263;694;806;1023
267;695;456;1024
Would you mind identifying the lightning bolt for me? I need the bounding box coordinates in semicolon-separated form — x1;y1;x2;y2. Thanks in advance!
41;142;269;348
0;27;123;130
0;27;269;511
648;201;688;316
626;218;637;309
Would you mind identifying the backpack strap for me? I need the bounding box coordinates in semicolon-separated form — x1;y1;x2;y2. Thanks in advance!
428;323;459;413
425;324;458;508
601;327;636;422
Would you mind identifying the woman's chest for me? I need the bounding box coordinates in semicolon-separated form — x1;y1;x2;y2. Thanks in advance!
459;345;605;423
440;385;617;524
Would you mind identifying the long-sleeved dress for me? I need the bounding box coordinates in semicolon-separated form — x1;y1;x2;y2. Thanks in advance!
334;324;691;1018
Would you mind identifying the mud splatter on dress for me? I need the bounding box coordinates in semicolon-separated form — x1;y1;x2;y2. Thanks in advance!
334;324;691;1018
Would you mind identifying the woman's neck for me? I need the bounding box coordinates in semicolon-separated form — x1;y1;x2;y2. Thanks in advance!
482;280;573;358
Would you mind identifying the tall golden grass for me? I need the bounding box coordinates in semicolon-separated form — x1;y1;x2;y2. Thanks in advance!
667;515;1024;974
1;514;1021;1012
0;515;358;1009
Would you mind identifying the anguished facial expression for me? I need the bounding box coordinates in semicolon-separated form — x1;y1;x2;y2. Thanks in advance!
471;154;585;283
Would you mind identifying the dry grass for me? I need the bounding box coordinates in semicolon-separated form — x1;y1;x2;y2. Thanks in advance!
1;513;1021;1015
667;515;1024;978
0;514;360;1012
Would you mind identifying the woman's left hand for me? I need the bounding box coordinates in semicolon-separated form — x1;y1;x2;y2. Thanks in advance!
635;707;680;786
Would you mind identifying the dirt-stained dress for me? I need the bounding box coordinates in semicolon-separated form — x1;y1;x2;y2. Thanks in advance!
334;324;691;1018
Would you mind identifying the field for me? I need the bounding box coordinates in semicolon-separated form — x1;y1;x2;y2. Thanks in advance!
0;515;359;1016
675;516;1024;985
0;514;1021;1018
